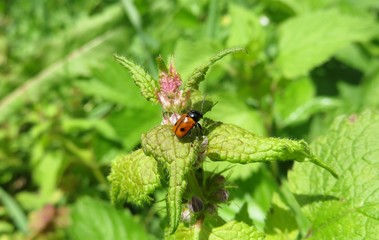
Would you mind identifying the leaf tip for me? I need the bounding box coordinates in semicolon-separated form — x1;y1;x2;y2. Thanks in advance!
308;157;339;179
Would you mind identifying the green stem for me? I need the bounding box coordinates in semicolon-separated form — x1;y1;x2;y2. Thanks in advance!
89;163;108;186
193;218;202;240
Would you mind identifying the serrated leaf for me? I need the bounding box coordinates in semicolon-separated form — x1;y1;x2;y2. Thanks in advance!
208;221;265;240
69;197;152;240
284;110;379;239
142;125;203;234
108;149;160;206
277;10;378;78
183;47;246;91
141;125;202;167
165;161;193;235
114;54;159;103
206;122;337;178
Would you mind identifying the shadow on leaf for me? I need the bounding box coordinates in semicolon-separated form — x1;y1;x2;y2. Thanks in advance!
295;194;339;207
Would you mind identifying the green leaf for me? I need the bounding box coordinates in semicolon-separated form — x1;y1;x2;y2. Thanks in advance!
120;0;142;31
277;180;311;237
174;39;222;82
278;97;340;128
62;118;119;142
277;10;378;78
76;59;150;108
69;197;153;240
335;44;372;73
142;125;203;167
226;4;265;58
114;54;159;103
142;125;203;234
15;192;50;212
168;218;264;240
219;165;277;231
265;193;299;239
0;5;125;124
183;47;246;91
206;121;337;178
206;94;267;136
0;187;28;234
32;151;67;200
108;149;160;207
283;110;379;239
166;223;196;240
107;106;161;151
274;77;340;128
274;77;314;126
208;221;265;240
362;67;379;108
75;79;130;106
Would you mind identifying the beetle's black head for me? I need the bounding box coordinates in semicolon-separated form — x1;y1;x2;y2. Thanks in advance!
187;110;203;122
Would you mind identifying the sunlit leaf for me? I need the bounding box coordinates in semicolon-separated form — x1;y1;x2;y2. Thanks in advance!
277;10;378;78
69;197;153;240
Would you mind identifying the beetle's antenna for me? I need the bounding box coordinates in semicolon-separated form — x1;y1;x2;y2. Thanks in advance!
210;101;218;110
200;94;207;113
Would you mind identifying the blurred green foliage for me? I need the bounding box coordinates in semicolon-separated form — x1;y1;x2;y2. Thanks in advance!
0;0;378;239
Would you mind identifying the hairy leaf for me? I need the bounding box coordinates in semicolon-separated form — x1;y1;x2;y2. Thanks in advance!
142;125;203;234
270;110;379;239
108;149;160;206
114;54;159;103
206;122;337;177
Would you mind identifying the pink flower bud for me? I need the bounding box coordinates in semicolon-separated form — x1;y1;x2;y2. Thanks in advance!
157;59;189;116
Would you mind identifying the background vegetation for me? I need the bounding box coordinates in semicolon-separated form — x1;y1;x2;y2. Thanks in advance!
1;0;378;239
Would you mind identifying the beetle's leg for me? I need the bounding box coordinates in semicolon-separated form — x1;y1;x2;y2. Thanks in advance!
197;123;203;135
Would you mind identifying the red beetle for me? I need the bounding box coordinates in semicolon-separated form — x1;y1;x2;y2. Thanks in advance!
172;110;203;138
